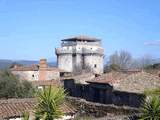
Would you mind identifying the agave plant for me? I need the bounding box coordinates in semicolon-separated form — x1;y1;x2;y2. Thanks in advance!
140;96;160;120
35;86;66;120
22;112;30;120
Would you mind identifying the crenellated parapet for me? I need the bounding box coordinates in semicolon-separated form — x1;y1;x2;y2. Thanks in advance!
56;47;104;55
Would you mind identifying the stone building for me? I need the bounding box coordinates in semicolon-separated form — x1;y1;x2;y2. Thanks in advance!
55;36;104;74
62;71;160;108
11;59;65;81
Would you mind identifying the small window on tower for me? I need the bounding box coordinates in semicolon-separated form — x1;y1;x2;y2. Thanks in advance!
94;64;97;68
32;74;35;78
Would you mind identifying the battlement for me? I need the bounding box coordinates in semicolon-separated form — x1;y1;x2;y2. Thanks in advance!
55;47;104;55
61;35;101;47
61;41;101;47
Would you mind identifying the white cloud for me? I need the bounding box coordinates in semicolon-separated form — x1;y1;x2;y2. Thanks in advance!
144;40;160;46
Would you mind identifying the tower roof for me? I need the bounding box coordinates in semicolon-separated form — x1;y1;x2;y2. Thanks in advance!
61;35;101;42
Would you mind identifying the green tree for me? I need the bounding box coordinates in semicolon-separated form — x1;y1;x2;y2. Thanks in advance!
35;86;66;120
0;70;34;98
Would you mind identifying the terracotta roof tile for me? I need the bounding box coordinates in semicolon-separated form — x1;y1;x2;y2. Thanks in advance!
61;73;95;84
0;98;77;119
115;72;160;93
10;65;39;71
11;65;67;72
31;80;60;86
87;72;128;85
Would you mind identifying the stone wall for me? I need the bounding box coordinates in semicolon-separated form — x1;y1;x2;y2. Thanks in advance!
66;97;139;117
64;79;145;108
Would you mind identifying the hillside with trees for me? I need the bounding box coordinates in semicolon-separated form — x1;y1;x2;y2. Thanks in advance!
0;70;35;98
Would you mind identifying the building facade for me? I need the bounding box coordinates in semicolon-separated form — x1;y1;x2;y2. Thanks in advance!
55;36;104;74
11;59;62;81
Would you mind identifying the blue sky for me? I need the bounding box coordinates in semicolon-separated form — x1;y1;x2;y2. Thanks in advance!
0;0;160;61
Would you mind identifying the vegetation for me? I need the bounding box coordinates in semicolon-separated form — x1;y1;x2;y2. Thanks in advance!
0;70;35;98
140;96;160;120
144;88;160;96
22;112;30;120
35;86;66;120
140;88;160;120
144;63;160;70
104;64;121;73
104;50;153;72
108;50;133;69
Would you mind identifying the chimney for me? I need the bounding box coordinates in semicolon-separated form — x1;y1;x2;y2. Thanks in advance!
39;59;48;69
39;59;48;81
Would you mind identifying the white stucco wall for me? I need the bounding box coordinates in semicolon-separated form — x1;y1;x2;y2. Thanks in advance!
12;70;60;81
84;55;104;74
56;41;104;74
12;71;39;81
58;54;73;72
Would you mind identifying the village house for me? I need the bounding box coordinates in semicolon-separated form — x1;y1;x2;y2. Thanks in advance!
11;59;68;81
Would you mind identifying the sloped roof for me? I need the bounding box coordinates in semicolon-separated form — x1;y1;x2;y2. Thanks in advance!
10;65;39;71
11;65;67;72
114;72;160;93
87;72;128;85
62;35;101;42
31;80;60;86
86;71;160;94
0;98;77;119
61;73;95;84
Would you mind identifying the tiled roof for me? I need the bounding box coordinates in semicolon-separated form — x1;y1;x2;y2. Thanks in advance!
114;72;160;93
87;71;160;93
0;98;77;119
10;65;39;71
0;98;36;119
86;72;128;85
61;73;95;84
11;65;67;72
31;80;60;86
62;35;101;41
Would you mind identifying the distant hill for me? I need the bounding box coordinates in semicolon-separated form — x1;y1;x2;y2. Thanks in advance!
0;59;57;70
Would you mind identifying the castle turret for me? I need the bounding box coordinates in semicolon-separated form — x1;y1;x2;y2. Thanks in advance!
55;35;104;74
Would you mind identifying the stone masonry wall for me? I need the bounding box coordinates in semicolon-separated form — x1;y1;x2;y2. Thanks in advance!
66;97;139;117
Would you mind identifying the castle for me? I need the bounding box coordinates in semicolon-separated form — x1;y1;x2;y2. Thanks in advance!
55;36;104;74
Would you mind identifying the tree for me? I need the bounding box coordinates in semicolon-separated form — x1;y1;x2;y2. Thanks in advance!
0;70;34;98
139;55;153;69
35;86;66;120
109;50;133;69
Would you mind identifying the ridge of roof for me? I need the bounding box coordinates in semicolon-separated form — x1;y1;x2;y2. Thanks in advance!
62;35;101;41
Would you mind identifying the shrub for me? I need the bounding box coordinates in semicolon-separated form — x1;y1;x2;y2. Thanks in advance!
0;70;35;98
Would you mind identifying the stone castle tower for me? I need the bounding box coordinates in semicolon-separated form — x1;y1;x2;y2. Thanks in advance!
55;36;104;74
